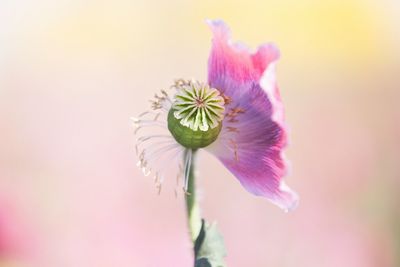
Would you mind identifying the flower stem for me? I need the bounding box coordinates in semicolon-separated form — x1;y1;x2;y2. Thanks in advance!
184;149;227;266
185;149;202;243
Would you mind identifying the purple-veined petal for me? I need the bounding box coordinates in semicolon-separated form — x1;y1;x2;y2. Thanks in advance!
206;20;298;211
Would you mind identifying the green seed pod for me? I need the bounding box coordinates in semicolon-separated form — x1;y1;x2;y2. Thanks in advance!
167;80;225;149
168;108;222;148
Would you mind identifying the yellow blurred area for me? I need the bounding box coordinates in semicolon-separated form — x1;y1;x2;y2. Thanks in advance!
3;0;397;102
9;0;398;66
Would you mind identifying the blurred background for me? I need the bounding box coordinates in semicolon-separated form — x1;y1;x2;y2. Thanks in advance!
0;0;399;266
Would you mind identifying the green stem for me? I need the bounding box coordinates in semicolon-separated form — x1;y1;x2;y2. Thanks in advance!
184;149;227;267
185;150;202;243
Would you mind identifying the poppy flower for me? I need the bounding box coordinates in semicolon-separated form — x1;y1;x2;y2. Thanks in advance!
133;20;298;211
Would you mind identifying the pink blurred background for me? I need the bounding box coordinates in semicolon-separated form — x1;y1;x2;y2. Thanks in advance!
1;0;399;266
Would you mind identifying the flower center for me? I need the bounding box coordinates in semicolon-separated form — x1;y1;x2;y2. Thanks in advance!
195;98;205;107
167;80;225;149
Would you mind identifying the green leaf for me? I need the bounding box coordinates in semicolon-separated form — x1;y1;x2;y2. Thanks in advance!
194;219;227;267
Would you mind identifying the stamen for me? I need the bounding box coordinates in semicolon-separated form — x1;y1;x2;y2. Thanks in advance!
152;147;184;184
227;126;239;133
137;111;160;118
133;84;187;196
136;135;171;145
172;79;192;89
221;93;232;105
135;119;166;125
183;149;193;192
141;144;180;167
150;90;172;111
134;124;167;135
229;138;239;162
177;163;183;185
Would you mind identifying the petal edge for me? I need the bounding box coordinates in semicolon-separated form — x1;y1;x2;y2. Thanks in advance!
206;20;298;211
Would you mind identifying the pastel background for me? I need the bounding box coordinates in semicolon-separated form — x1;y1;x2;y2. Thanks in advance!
0;0;399;266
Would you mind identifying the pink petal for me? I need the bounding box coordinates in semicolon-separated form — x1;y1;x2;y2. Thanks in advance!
207;19;280;99
206;20;298;211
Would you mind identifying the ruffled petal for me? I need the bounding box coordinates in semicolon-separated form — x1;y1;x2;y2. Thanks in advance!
207;19;280;99
206;20;298;211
